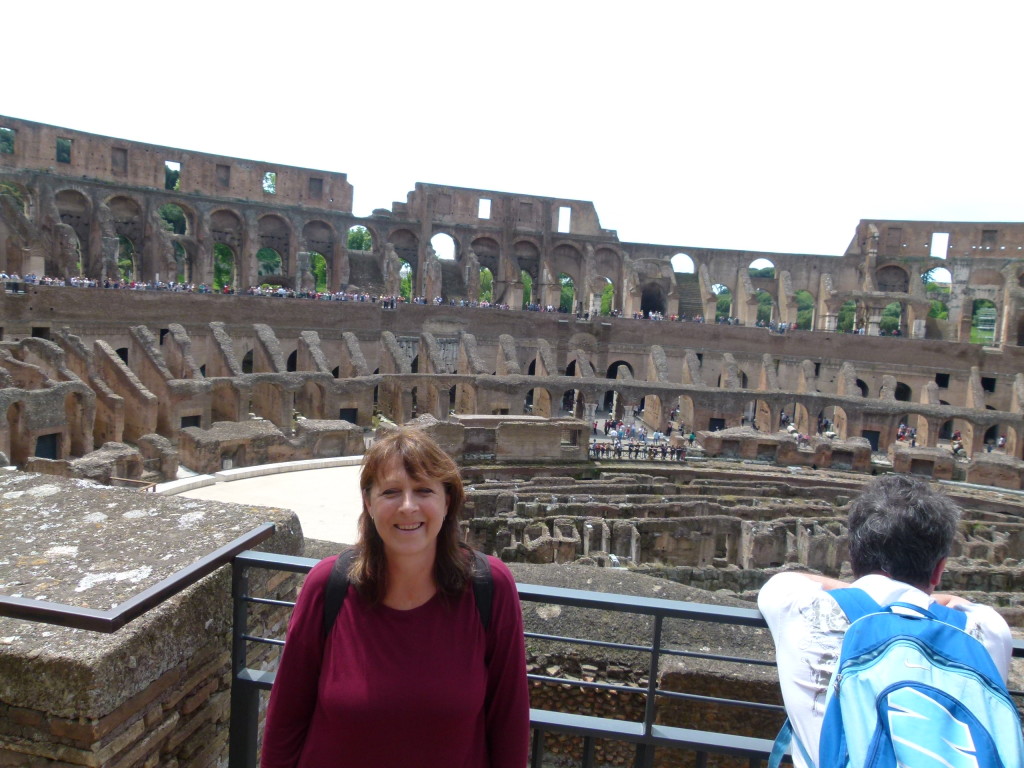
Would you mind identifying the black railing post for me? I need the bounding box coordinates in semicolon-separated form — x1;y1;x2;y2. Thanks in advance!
636;613;664;768
229;560;258;768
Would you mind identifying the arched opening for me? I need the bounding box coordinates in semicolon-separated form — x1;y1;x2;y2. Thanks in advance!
431;232;456;260
521;269;534;308
565;360;578;377
748;258;775;279
561;388;584;418
755;290;774;325
479;267;493;302
172;242;189;283
399;261;412;302
876;265;910;293
894;382;912;402
309;251;328;292
286;350;298;372
347;225;372;251
241;349;254;374
923;268;951;326
599;278;614;316
117;235;137;282
837;300;857;332
880;301;903;335
984;424;1000;445
158;203;188;235
640;284;666;318
712;284;731;322
606;360;634;379
671;253;695;273
854;379;869;397
525;387;551;417
794;289;815;329
559;273;575;313
970;299;997;344
213;243;236;291
257;247;283;279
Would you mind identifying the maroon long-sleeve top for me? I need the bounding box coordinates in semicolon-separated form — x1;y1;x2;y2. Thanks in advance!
261;555;530;768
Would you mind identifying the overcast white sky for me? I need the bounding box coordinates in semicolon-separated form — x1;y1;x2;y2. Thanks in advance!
5;1;1023;256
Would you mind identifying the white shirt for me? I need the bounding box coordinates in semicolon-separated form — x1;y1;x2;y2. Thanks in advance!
758;572;1013;768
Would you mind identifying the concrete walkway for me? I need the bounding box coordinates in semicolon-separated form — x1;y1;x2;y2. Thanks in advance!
168;462;364;546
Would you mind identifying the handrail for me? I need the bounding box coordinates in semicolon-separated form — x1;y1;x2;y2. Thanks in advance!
229;550;1024;768
0;523;275;632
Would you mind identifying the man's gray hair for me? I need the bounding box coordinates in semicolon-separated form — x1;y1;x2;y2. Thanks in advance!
847;475;961;588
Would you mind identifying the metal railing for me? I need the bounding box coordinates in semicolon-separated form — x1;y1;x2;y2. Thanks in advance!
230;551;1024;768
232;553;761;767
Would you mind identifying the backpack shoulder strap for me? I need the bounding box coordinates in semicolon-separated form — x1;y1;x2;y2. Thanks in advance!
828;587;882;623
471;549;493;632
322;548;357;641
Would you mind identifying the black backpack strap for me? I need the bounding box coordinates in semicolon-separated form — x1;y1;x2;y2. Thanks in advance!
322;548;357;641
471;549;493;632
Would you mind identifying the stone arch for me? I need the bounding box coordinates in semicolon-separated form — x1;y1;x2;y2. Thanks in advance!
210;208;243;249
303;219;336;257
794;289;815;329
105;195;144;239
430;231;457;260
286;350;298;372
561;387;585;419
830;405;850;440
213;242;237;292
606;360;634;379
640;394;664;431
307;251;329;292
894;381;912;401
525;386;551;418
514;240;541;306
388;228;419;287
671;253;695;273
875;265;910;293
748;258;775;279
158;202;191;236
558;272;576;314
54;189;92;276
257;248;284;281
854;379;869;397
676;394;695;430
64;390;89;456
712;283;732;321
117;235;138;282
258;214;291;278
640;283;666;317
296;380;327;419
469;237;500;274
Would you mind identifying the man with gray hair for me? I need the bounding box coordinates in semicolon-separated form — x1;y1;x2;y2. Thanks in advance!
758;475;1013;768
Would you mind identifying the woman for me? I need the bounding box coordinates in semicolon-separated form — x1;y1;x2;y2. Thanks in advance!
261;427;530;768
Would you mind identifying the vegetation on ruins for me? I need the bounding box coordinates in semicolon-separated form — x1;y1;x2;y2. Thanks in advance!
346;226;372;251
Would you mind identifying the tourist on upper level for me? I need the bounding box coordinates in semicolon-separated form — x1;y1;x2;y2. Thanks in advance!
260;427;530;768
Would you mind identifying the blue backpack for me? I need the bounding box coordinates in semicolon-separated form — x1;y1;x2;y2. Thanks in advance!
775;587;1024;768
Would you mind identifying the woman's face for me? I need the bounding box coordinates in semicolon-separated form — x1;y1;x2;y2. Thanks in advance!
364;459;449;561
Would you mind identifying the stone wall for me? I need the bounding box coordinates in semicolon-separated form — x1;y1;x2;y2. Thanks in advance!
0;471;301;766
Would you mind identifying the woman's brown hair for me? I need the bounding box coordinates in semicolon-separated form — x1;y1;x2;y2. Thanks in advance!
350;426;471;604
